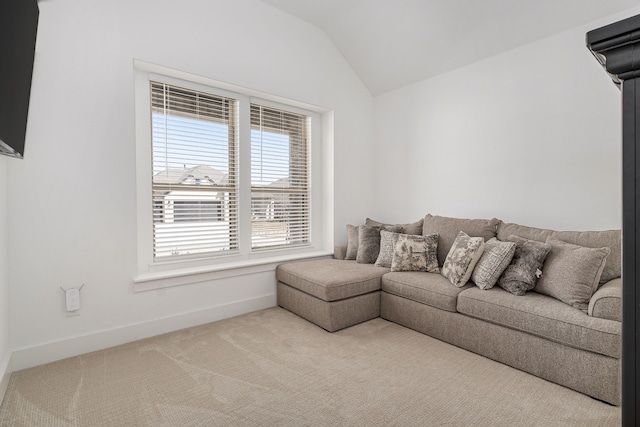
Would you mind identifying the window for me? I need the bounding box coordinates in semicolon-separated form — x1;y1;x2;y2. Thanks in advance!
150;83;312;259
150;82;238;259
251;104;310;250
134;61;332;282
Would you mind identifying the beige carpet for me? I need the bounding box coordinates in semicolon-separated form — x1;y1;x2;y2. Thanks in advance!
0;307;620;426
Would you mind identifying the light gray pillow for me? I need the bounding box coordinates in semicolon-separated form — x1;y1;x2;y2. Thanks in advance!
356;225;382;264
471;238;516;290
345;224;359;260
441;231;485;287
535;239;610;312
391;233;440;273
497;235;551;296
375;227;404;267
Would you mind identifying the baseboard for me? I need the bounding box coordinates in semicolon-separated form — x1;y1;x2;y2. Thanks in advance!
0;351;12;404
11;293;276;371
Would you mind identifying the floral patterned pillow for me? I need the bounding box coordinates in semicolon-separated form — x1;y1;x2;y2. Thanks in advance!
441;231;485;287
390;233;440;273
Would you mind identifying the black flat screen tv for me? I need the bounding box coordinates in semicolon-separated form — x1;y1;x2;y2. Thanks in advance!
0;0;39;159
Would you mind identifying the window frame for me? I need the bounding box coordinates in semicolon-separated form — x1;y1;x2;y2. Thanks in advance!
133;60;333;288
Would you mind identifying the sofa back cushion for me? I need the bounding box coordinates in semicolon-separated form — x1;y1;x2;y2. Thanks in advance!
497;222;621;284
366;217;424;235
422;214;500;266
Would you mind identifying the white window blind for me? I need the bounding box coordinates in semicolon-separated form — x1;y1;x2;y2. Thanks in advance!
150;82;238;259
250;104;310;250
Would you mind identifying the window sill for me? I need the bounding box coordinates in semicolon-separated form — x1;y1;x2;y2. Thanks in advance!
133;250;333;292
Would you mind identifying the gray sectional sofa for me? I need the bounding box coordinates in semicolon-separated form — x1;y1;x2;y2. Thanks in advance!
276;215;622;405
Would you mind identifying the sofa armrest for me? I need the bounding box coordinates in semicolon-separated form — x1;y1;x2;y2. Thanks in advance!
334;245;347;260
588;278;621;322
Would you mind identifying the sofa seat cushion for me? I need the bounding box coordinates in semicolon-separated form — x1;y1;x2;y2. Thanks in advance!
381;272;473;312
276;259;389;302
457;286;621;358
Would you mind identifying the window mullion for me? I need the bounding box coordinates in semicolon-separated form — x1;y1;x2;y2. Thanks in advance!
237;97;253;255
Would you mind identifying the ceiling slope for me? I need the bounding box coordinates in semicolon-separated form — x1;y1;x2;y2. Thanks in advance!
260;0;640;95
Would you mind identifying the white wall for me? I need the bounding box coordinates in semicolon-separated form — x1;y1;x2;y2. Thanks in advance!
8;0;374;369
0;157;11;396
373;8;640;231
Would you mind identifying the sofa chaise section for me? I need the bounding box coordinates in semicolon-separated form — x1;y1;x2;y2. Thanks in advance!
276;259;389;332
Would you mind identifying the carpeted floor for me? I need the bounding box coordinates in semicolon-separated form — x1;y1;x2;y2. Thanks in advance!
0;307;621;426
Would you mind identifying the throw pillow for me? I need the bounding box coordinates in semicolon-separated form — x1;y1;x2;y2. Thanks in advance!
534;239;611;312
441;231;485;287
375;227;404;267
548;229;620;285
356;225;382;264
390;233;440;273
366;217;424;235
345;224;359;260
471;238;516;290
497;236;551;296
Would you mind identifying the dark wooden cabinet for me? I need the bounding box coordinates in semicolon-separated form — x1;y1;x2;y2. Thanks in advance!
587;14;640;426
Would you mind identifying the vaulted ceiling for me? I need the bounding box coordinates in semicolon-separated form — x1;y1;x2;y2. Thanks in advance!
260;0;640;95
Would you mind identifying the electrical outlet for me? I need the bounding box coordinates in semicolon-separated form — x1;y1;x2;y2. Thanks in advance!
65;288;80;311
